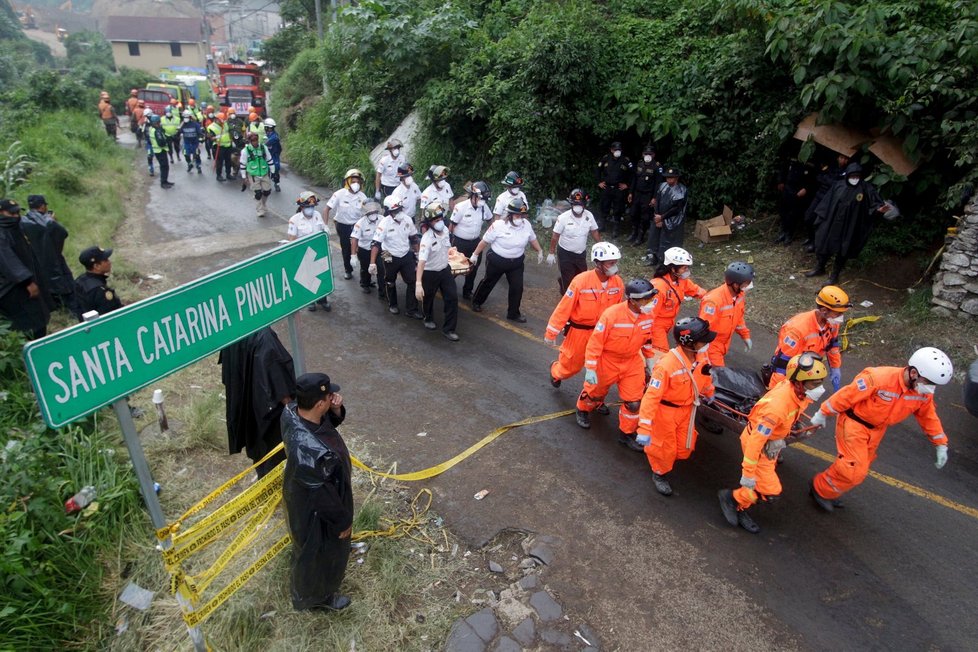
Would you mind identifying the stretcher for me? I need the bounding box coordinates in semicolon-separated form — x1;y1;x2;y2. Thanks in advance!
697;366;817;440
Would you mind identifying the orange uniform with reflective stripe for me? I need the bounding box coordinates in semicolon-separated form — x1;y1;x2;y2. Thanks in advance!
813;366;948;500
649;275;706;351
698;283;750;367
576;302;653;433
733;379;812;510
768;309;841;387
638;347;714;475
546;270;624;380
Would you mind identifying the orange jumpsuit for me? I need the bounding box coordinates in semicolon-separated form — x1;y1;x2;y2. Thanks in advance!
698;283;750;367
576;302;653;433
733;379;812;510
650;276;706;352
546;270;624;381
812;367;947;500
638;347;715;475
768;310;841;387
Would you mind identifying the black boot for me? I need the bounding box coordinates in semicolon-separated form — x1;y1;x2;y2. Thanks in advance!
651;473;672;496
575;409;591;429
805;255;829;278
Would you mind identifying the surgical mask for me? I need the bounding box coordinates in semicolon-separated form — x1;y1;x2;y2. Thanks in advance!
603;263;619;276
827;314;845;324
183;117;190;123
509;187;520;195
350;182;361;193
741;281;754;292
916;382;936;395
391;148;400;157
511;218;524;227
805;385;826;401
392;214;403;223
434;180;443;188
612;150;621;159
572;205;584;216
679;271;691;280
697;343;710;353
403;176;413;186
302;207;314;217
639;302;654;314
643;155;653;163
847;177;860;186
432;221;446;232
367;212;379;222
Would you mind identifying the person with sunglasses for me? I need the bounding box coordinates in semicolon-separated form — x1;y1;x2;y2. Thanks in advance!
718;352;828;533
809;347;953;513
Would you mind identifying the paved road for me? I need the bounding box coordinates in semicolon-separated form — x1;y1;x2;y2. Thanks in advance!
120;132;978;650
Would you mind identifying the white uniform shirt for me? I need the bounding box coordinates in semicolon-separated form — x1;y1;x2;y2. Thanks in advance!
390;181;422;219
351;215;380;250
327;187;367;225
450;199;494;240
482;219;537;259
420;181;454;210
418;228;451;271
493;189;528;216
287;210;327;238
373;214;418;258
376;152;405;187
553;209;599;254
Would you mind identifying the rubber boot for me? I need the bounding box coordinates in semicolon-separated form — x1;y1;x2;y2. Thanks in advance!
805;255;828;278
809;478;834;513
718;489;738;526
575;409;591;429
652;473;672;496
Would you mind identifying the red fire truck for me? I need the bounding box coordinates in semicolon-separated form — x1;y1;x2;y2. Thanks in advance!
215;61;266;117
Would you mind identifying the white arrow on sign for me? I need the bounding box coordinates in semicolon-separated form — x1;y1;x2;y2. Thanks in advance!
294;246;331;293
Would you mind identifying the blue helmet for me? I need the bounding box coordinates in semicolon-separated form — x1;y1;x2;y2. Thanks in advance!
150;114;161;123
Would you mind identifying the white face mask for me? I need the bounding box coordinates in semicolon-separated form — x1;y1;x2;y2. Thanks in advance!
741;281;754;292
572;205;584;216
509;187;520;195
432;221;445;232
612;150;621;159
392;214;403;223
639;302;654;314
697;343;710;353
916;382;936;395
403;176;413;186
805;385;826;401
679;271;691;280
847;177;860;186
367;213;379;222
511;218;524;227
434;180;443;188
643;155;653;163
603;263;619;276
827;314;845;324
391;148;400;157
302;207;314;217
350;182;361;193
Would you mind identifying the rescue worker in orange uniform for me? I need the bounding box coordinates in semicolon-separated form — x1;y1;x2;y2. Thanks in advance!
718;352;828;533
809;347;952;512
545;242;625;387
768;285;850;390
698;261;754;367
637;317;716;496
649;246;706;362
575;279;658;451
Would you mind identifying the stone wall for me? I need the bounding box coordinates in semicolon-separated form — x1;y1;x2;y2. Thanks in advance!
932;197;978;318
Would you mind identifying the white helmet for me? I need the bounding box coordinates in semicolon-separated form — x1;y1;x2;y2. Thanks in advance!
182;110;192;118
908;347;953;385
663;246;693;266
263;118;277;128
144;108;154;117
591;242;621;262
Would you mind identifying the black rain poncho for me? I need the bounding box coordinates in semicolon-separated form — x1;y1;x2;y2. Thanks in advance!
281;402;353;610
813;177;884;259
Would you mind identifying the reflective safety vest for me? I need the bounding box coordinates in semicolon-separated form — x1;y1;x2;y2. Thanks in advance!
161;114;180;136
150;126;167;154
208;121;232;147
243;144;270;177
248;121;265;145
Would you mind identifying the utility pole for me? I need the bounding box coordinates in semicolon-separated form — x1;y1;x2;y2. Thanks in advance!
314;0;323;41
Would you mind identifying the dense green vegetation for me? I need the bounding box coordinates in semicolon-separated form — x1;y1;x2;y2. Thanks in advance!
270;0;976;255
0;4;146;648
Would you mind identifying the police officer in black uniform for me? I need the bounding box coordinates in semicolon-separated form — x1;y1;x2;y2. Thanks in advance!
626;144;662;245
595;141;633;237
802;151;850;251
775;158;816;245
75;246;123;319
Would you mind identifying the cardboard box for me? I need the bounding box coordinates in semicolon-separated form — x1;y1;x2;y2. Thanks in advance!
694;205;733;243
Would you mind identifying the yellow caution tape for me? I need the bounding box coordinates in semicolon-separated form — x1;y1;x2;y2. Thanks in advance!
352;489;434;545
350;409;576;481
840;315;880;351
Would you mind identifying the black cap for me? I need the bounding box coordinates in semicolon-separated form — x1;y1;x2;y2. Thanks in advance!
609;141;622;149
79;246;113;267
295;372;340;402
0;198;22;214
662;167;681;177
27;195;46;209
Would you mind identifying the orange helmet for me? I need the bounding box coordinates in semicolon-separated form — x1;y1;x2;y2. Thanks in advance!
206;105;215;112
169;98;178;105
188;98;196;106
815;285;852;312
130;88;138;96
248;112;259;121
216;112;226;122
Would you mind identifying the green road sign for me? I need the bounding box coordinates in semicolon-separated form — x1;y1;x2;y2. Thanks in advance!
23;233;333;428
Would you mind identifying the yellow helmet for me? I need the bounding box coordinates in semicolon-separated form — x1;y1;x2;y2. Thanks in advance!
786;352;828;382
815;285;851;312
